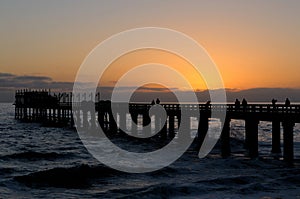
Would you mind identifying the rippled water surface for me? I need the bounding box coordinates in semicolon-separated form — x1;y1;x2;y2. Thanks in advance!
0;103;300;198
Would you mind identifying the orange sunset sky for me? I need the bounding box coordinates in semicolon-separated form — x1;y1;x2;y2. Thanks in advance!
1;1;300;91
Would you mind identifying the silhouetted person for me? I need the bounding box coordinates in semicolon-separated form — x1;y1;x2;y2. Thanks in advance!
242;98;247;111
285;98;290;106
235;99;240;110
151;99;155;105
272;98;277;109
156;98;160;104
205;100;211;111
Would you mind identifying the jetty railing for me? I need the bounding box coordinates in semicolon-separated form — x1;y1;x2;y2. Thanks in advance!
14;89;300;163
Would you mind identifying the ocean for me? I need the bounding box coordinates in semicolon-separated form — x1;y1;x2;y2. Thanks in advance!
0;103;300;198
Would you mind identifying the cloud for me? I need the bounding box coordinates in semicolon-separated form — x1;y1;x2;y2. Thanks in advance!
13;75;52;82
0;73;78;90
97;85;178;92
0;73;75;102
0;73;16;78
1;72;300;103
0;73;53;88
227;88;300;102
138;86;178;92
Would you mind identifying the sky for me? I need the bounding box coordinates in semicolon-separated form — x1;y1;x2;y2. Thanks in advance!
1;1;300;102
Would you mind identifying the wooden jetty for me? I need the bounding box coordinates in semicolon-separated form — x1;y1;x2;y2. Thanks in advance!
14;89;300;163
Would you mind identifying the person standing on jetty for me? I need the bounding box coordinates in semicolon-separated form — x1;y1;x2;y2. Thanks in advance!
285;98;291;112
242;98;247;112
235;99;240;110
272;98;277;106
151;100;155;106
272;98;277;110
156;98;160;105
205;100;211;111
285;98;290;106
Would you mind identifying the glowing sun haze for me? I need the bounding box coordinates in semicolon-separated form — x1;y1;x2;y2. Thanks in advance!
1;0;300;91
100;49;207;91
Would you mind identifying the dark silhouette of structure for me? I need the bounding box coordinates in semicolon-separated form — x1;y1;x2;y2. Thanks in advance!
14;89;300;164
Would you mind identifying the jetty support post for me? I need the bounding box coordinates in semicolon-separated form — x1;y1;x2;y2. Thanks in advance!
130;112;138;136
142;112;151;137
283;119;295;163
220;117;231;158
271;118;281;154
245;117;259;158
196;112;209;149
168;114;175;138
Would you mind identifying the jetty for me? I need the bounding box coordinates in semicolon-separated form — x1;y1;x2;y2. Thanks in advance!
14;89;300;163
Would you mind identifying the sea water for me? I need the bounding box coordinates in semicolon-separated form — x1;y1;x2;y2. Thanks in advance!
0;103;300;198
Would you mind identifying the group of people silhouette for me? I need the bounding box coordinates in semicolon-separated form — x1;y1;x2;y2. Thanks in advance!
151;98;160;105
150;97;292;108
271;98;291;106
234;98;291;109
234;98;247;109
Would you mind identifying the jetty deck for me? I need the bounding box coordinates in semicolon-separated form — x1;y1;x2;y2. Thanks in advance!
14;90;300;163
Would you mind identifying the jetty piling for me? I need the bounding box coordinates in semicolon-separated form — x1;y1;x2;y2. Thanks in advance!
14;89;300;163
